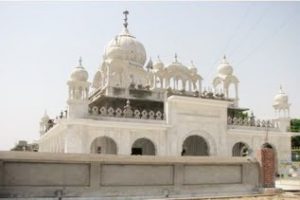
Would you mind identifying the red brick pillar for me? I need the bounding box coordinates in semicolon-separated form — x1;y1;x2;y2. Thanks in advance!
257;148;275;188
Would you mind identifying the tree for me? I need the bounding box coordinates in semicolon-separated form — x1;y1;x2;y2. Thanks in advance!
290;119;300;132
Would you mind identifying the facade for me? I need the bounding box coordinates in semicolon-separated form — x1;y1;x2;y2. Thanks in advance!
38;11;292;167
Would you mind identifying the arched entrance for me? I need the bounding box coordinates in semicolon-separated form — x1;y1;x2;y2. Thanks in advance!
90;136;117;154
131;138;156;155
182;135;209;156
232;142;250;157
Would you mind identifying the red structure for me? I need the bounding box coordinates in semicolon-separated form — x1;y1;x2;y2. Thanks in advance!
258;147;275;188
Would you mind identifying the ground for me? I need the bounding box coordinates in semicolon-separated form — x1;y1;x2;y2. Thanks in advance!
152;192;300;200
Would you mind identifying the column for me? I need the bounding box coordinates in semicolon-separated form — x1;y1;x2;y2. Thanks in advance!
235;83;239;100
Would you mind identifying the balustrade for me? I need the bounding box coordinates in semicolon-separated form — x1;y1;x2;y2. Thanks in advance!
227;116;278;129
90;105;164;121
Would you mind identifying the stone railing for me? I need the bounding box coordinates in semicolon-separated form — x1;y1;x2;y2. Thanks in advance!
91;86;166;102
227;116;279;130
167;89;233;102
89;104;164;121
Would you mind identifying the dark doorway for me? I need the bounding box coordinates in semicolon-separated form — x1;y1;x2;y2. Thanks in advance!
131;148;142;155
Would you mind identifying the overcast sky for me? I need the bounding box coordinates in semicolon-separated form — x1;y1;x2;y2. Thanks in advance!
0;1;299;150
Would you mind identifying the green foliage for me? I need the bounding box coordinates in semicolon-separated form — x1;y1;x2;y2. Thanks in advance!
290;119;300;132
228;109;249;119
291;119;300;148
292;136;300;148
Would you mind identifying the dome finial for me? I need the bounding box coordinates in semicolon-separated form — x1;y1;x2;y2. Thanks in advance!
279;84;284;94
123;10;129;28
79;56;82;67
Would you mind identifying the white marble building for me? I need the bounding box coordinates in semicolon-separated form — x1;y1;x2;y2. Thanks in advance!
38;11;292;167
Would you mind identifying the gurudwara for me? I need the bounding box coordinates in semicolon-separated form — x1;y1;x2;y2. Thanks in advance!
38;11;291;168
0;10;294;199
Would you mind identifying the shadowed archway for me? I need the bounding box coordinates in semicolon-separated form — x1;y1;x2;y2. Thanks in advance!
182;135;209;156
90;136;117;154
131;138;156;155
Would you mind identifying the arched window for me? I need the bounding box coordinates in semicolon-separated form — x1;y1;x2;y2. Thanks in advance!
232;142;250;157
131;138;156;155
90;136;117;154
182;135;209;156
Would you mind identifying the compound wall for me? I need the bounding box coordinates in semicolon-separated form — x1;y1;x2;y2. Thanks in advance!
0;151;261;199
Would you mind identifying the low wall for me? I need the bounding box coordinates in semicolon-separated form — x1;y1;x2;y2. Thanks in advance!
0;151;261;199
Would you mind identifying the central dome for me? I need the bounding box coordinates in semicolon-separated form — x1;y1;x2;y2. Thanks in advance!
103;28;147;67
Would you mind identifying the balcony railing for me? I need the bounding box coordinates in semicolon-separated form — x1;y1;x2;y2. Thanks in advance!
227;116;280;131
89;105;165;121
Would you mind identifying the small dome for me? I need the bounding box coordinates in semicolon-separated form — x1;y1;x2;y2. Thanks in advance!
166;54;188;71
166;62;188;71
273;86;289;107
217;56;233;76
153;56;164;70
41;111;49;123
104;28;147;67
70;58;89;82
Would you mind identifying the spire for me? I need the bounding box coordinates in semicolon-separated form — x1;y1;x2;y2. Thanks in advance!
146;57;153;71
279;84;283;93
221;55;230;65
78;56;82;67
190;60;197;70
41;110;49;122
43;110;48;117
157;55;161;62
123;10;129;28
174;53;178;62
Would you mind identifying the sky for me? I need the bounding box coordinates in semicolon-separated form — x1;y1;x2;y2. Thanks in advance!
0;1;299;150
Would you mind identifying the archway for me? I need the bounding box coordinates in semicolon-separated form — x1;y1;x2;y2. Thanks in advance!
178;79;183;90
169;77;175;90
182;135;209;156
228;83;236;99
131;138;156;155
232;142;250;157
90;136;117;154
